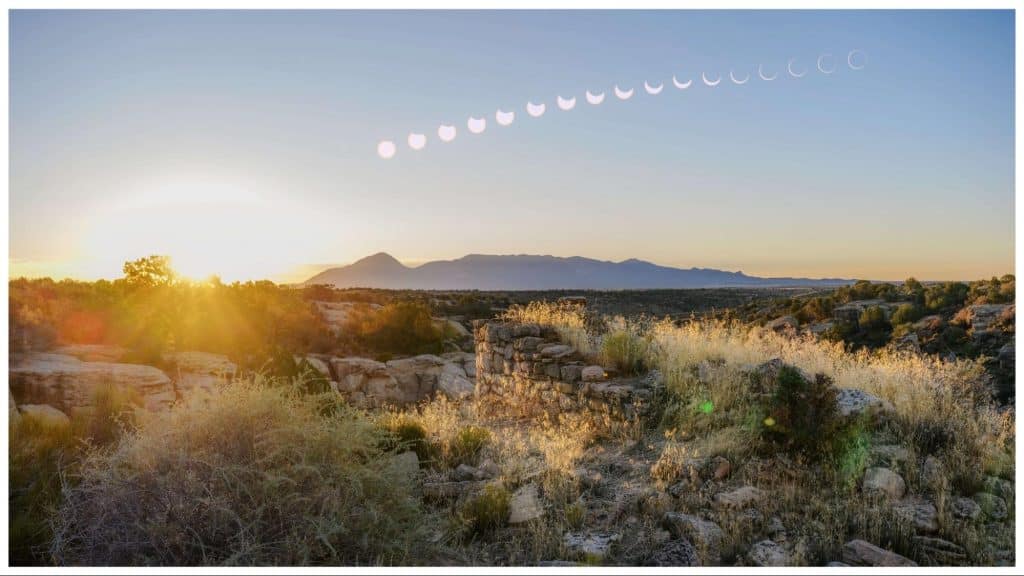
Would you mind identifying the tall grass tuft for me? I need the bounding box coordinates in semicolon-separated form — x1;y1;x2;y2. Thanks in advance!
502;301;596;357
50;379;427;566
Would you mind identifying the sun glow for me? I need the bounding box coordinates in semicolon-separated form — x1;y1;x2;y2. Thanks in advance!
79;178;330;282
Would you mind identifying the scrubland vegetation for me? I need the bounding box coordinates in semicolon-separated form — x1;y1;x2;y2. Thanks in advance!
8;270;1015;566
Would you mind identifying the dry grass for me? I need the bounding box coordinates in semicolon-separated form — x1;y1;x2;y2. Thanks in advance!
502;301;596;357
50;379;428;566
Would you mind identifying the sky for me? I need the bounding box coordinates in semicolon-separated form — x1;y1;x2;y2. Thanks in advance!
9;10;1015;283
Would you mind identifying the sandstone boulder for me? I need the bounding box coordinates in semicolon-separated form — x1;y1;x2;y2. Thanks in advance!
437;363;474;401
894;497;938;533
563;532;620;559
767;315;798;332
10;353;174;412
952;497;981;521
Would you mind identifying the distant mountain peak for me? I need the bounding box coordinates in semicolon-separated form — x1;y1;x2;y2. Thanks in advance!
303;252;853;290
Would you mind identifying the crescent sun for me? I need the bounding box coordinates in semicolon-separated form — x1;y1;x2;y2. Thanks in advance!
557;95;577;111
787;58;807;78
757;64;777;81
848;49;866;70
729;70;749;85
526;101;546;117
701;72;720;87
672;75;692;89
585;90;605;105
817;53;836;74
613;85;634;100
495;109;515;126
643;81;664;95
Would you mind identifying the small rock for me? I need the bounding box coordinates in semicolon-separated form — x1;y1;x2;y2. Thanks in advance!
646;538;699;567
749;539;790;566
662;512;724;561
983;476;1014;500
951;497;981;521
894;497;938;533
913;536;967;566
563;532;620;559
477;458;500;479
836;388;895;419
540;344;574;359
767;315;799;332
841;539;917;567
581;365;606;382
862;467;906;499
509;484;544;524
454;463;481;481
714;486;765;509
972;492;1008;521
871;444;912;468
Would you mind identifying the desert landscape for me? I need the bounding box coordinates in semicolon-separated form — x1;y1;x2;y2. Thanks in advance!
7;7;1015;571
7;254;1016;566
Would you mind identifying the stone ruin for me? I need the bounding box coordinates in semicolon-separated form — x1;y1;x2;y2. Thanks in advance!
472;319;658;420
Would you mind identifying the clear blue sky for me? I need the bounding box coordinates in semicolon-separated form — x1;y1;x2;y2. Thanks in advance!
9;10;1015;281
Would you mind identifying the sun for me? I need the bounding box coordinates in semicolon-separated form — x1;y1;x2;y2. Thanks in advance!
79;178;329;282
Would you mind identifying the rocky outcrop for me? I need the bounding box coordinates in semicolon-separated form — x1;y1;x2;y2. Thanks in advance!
833;300;902;324
953;304;1013;338
18;404;70;429
329;354;476;408
836;388;894;420
862;467;906;499
10;353;175;412
766;315;798;332
313;300;382;335
508;484;543;523
473;320;656;420
165;351;237;396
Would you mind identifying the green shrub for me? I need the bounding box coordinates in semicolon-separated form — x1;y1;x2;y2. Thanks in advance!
760;366;843;459
447;425;490;467
71;383;141;447
890;303;923;326
858;306;890;330
460;484;510;536
50;380;426;565
346;301;446;356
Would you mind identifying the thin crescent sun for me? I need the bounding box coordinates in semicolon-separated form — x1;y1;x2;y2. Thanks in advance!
757;64;777;81
672;75;692;89
848;49;866;70
585;90;605;105
643;81;663;95
817;53;836;74
701;72;720;87
787;58;806;78
729;70;749;85
613;85;634;100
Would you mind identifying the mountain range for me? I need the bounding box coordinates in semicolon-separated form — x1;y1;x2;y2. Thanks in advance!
303;253;853;290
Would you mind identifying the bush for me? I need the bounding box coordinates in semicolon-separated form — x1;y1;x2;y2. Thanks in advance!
599;318;649;375
759;366;843;459
345;301;447;356
50;380;426;565
459;484;510;536
858;306;890;331
890;303;923;326
447;425;490;467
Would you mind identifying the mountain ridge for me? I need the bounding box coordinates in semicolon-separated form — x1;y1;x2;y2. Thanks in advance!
303;253;853;290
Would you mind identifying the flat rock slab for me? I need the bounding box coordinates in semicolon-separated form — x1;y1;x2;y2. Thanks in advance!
563;532;620;558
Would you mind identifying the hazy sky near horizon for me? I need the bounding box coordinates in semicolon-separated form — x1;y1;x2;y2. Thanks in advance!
10;10;1015;282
